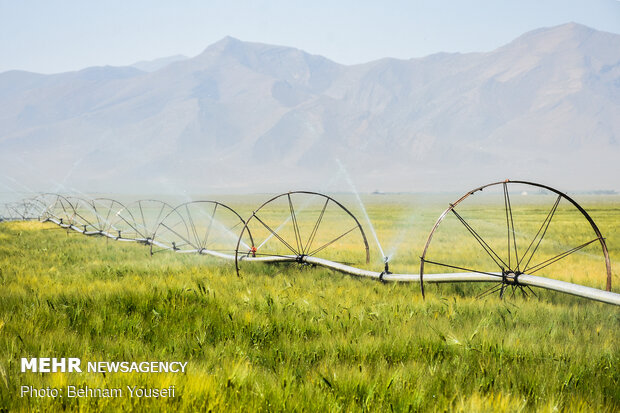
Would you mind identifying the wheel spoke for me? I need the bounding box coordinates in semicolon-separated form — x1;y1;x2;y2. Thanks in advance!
254;214;299;256
96;202;110;230
243;252;297;259
101;203;112;229
451;208;508;270
87;201;102;229
117;213;142;237
477;283;504;299
519;285;529;298
59;199;72;222
304;198;329;254
503;183;511;268
153;203;167;234
499;283;507;299
185;204;200;248
160;223;194;249
503;183;520;270
103;201;112;225
138;201;147;237
229;220;242;231
519;195;561;271
308;226;358;257
201;203;218;250
91;202;102;229
525;285;538;298
525;238;600;274
421;258;502;278
9;205;19;218
287;194;303;255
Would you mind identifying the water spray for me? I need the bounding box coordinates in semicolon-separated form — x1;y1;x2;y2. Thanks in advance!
2;181;617;306
336;159;386;263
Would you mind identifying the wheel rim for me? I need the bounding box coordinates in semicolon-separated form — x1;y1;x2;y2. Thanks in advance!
151;201;253;256
235;191;370;276
419;180;612;298
38;193;77;225
111;200;175;241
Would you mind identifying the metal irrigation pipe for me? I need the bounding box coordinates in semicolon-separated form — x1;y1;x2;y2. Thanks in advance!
302;256;619;306
35;196;620;306
168;247;620;306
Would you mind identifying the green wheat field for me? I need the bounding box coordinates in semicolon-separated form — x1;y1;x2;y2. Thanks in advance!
0;193;618;412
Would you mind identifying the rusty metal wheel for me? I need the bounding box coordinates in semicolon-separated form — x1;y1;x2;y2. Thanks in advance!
420;180;612;298
235;191;370;276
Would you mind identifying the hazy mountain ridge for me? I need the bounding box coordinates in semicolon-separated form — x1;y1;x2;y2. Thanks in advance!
131;55;188;72
0;23;618;193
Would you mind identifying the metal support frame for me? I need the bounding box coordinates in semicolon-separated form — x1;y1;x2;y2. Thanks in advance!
233;191;370;277
419;180;613;299
1;183;616;306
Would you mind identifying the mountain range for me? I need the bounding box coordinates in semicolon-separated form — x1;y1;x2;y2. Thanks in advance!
0;22;618;194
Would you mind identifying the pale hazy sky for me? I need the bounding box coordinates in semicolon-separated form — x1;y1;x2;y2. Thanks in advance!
1;0;619;74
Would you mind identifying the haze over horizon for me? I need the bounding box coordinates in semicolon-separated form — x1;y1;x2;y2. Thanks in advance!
0;22;619;198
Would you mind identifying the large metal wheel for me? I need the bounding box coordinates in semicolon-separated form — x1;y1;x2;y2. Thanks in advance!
151;201;253;257
1;198;46;221
1;202;20;220
38;193;77;226
89;198;131;236
111;200;175;242
61;197;127;236
65;197;103;234
420;180;612;298
25;197;49;220
235;191;370;276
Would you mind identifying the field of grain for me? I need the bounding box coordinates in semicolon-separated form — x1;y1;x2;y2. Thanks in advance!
0;193;618;411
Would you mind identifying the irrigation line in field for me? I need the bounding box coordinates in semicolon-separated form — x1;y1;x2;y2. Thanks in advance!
2;185;618;306
38;218;620;306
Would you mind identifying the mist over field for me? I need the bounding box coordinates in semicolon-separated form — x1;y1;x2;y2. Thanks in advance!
0;22;619;195
2;9;620;410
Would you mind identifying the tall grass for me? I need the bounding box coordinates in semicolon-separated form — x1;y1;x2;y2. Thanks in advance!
0;195;618;411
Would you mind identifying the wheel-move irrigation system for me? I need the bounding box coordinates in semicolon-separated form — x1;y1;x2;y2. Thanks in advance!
1;180;618;306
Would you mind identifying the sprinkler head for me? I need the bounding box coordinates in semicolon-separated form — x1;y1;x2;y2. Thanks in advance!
383;257;390;274
250;246;257;257
379;257;391;282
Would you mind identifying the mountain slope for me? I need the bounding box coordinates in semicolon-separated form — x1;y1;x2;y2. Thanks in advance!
0;23;618;193
131;55;188;72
